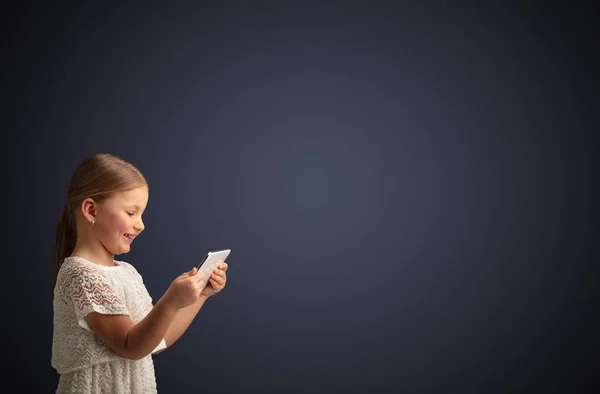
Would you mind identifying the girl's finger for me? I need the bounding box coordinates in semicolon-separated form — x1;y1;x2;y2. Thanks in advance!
211;272;225;285
210;278;223;289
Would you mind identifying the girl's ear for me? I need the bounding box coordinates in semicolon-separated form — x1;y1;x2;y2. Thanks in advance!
81;198;97;224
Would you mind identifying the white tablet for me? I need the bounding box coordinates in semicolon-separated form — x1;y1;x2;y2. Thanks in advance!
197;249;231;288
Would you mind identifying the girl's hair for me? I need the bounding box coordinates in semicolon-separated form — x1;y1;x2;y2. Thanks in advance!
52;153;148;296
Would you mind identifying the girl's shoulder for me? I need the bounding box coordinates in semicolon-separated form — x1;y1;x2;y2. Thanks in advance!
61;256;124;274
60;256;145;282
55;257;116;299
59;256;105;276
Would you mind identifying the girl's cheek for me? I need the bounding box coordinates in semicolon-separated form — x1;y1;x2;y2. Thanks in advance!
117;217;131;233
104;212;128;232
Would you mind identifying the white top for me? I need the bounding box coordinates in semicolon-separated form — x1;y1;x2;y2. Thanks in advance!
52;256;166;393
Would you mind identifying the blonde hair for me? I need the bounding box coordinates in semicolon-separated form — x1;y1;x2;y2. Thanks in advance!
52;153;148;294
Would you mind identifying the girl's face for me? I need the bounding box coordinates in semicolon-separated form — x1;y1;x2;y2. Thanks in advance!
95;186;149;255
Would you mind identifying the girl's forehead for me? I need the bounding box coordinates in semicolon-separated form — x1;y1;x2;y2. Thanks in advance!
108;187;148;205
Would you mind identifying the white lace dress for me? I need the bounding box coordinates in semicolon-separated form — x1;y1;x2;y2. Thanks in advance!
52;256;167;393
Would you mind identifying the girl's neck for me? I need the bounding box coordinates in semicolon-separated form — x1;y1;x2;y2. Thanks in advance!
70;245;116;267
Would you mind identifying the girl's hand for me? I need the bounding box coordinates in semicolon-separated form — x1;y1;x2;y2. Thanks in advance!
165;267;207;309
201;262;228;297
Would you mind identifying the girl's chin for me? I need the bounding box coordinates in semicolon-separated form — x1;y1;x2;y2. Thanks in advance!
108;243;130;255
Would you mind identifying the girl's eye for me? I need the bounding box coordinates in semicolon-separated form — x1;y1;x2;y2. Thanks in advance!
127;212;134;216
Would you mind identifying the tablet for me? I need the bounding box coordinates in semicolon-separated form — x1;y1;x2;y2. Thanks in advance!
197;249;231;288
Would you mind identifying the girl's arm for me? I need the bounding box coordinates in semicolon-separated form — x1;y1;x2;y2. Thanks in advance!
87;293;179;360
155;264;228;352
87;268;205;360
159;295;208;351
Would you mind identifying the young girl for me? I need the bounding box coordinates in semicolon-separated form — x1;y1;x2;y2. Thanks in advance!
51;153;228;393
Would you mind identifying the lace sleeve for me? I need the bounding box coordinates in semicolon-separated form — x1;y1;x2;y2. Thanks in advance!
63;264;130;331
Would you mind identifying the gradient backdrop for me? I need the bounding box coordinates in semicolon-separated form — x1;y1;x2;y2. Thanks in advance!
3;2;595;393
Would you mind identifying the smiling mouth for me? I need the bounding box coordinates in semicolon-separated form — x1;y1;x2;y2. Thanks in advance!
124;233;135;241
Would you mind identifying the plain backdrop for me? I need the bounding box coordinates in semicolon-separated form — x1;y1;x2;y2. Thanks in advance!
3;2;596;393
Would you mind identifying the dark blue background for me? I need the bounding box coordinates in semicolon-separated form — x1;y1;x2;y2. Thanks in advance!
3;2;596;393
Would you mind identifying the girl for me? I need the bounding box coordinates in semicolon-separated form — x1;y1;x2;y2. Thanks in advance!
51;153;228;393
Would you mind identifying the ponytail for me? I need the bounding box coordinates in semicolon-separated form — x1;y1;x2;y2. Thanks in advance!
52;204;76;297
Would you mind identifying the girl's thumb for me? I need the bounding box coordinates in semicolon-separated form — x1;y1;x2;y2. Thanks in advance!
189;267;198;275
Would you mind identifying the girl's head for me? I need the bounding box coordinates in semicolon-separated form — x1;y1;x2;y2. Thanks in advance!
53;153;148;291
